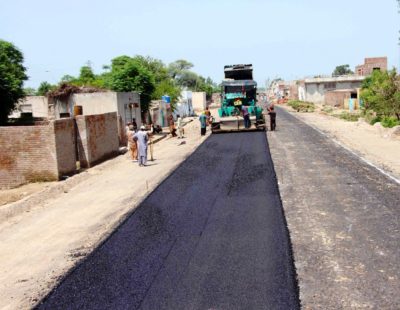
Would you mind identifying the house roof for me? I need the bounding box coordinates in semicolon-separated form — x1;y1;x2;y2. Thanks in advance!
304;76;365;84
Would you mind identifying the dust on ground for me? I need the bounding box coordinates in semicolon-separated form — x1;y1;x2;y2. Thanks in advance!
280;104;400;179
0;182;56;206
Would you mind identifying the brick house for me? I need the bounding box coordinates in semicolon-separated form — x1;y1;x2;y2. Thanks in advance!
355;57;387;76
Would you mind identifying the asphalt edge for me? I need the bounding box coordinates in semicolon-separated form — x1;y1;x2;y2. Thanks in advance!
33;133;211;309
264;130;302;309
281;107;400;185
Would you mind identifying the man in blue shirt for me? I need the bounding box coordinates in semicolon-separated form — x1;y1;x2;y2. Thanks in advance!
199;112;207;136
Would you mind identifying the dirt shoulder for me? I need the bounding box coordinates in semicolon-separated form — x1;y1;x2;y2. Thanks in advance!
280;104;400;180
0;117;209;310
0;182;56;207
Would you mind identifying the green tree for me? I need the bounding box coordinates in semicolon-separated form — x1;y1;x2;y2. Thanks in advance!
106;55;155;112
60;75;76;83
130;56;183;110
332;64;354;76
36;81;55;96
0;40;28;124
153;79;181;111
361;69;400;121
176;70;199;89
132;56;169;84
78;65;95;85
168;59;194;79
198;76;219;99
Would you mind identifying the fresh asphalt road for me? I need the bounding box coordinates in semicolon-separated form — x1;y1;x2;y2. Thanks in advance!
37;132;300;310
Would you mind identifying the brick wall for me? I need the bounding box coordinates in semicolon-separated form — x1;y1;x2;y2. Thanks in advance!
76;112;119;168
1;113;119;188
356;57;387;76
54;119;76;176
325;91;351;108
0;118;76;189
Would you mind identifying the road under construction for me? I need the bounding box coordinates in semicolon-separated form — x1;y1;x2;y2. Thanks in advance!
37;131;300;310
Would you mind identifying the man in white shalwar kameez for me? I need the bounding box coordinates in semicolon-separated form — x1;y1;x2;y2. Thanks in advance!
134;126;149;166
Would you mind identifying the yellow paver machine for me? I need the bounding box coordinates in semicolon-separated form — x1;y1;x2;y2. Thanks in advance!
212;64;265;133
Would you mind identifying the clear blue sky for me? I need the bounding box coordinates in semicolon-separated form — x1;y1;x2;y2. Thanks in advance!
0;0;398;88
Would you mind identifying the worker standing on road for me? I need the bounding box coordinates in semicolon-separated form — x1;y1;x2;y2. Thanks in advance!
168;115;177;137
242;105;250;128
127;125;138;161
204;107;211;126
177;114;184;139
199;112;207;136
134;126;149;167
268;106;277;131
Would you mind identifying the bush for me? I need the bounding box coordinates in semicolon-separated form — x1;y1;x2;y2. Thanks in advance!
322;105;334;114
369;116;381;125
381;116;400;128
288;100;315;112
337;112;360;122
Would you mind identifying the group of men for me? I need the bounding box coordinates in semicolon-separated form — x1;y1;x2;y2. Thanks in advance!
125;104;276;167
168;114;185;139
199;105;276;133
126;123;149;167
243;103;277;131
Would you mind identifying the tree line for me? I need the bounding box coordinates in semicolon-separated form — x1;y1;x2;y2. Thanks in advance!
0;39;219;124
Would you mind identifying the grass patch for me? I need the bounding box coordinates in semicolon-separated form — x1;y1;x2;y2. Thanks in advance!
362;110;400;127
321;105;334;114
381;116;400;128
287;100;315;112
336;112;360;122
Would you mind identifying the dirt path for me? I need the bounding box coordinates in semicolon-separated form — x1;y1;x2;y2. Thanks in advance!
280;104;400;180
0;182;57;207
0;118;208;310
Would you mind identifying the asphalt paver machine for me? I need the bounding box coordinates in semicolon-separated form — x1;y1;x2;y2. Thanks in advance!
212;64;265;133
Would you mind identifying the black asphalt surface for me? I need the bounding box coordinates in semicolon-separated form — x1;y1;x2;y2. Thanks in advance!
268;107;400;308
37;132;300;310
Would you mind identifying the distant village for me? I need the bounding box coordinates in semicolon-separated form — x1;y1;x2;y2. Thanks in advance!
0;56;388;190
267;57;387;110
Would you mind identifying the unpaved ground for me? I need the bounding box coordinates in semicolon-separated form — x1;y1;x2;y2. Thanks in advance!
0;118;208;310
280;104;400;179
0;182;56;206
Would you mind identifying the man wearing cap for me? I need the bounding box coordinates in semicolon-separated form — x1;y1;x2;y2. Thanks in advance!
134;126;149;167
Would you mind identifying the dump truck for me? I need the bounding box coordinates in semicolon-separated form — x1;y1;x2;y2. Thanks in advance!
212;64;265;133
